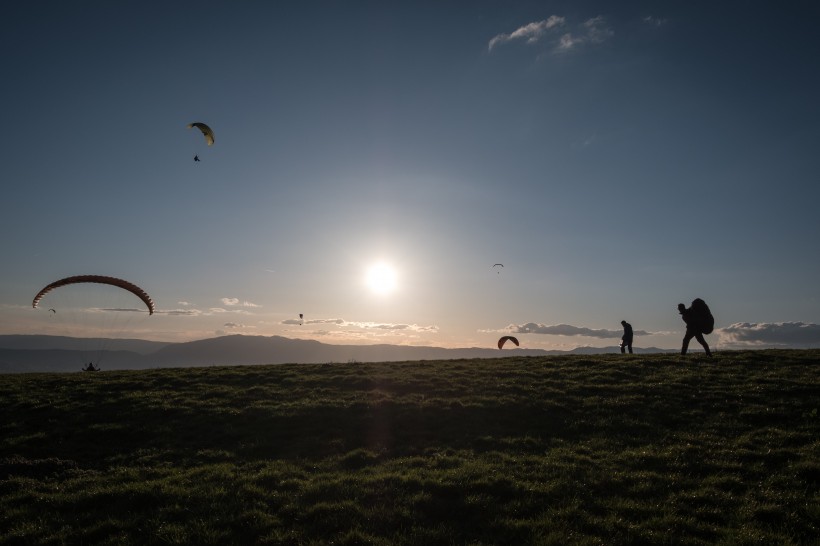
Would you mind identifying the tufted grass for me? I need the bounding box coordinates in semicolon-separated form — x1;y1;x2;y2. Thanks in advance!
1;350;818;544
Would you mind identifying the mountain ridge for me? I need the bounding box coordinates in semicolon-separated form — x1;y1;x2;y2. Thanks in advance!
0;334;673;373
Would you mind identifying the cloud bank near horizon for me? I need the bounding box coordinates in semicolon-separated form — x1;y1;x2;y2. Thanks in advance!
280;317;438;333
509;322;651;338
718;322;820;348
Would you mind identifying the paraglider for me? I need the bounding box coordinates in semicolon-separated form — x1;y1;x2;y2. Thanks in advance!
32;275;154;370
194;155;200;162
188;122;214;146
33;275;155;315
498;335;519;350
299;313;304;326
493;264;504;274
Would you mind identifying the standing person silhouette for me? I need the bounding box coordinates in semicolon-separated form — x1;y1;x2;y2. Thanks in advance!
678;303;712;356
620;320;633;354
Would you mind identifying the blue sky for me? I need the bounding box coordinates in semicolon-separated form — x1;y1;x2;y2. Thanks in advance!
2;1;819;350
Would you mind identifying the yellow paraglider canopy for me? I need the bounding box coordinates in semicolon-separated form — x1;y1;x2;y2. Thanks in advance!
187;122;214;146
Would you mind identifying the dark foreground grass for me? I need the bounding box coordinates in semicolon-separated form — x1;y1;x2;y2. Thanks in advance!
1;350;818;545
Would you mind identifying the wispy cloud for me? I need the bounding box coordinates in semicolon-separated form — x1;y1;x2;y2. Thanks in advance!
280;318;344;326
557;16;614;51
490;15;613;54
94;307;149;314
488;16;565;51
223;322;254;330
156;308;201;316
158;305;252;317
281;317;438;333
221;297;261;308
718;322;820;348
509;322;650;338
347;321;439;332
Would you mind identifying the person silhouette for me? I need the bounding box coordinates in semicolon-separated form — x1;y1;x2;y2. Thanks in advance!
620;320;633;354
678;303;712;356
82;362;99;372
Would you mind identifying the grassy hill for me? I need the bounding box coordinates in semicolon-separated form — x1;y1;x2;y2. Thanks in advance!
1;350;818;545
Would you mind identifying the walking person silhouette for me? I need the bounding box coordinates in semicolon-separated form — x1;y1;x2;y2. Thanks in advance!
620;320;633;354
678;300;713;357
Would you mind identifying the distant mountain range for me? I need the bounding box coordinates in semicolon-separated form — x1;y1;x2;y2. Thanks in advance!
0;334;673;373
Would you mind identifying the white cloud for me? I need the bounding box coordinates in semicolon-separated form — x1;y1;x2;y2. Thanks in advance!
279;316;437;332
718;322;820;348
488;16;565;51
583;15;614;44
159;308;202;316
305;318;346;325
220;297;261;308
557;16;614;51
511;322;650;338
345;321;439;332
282;317;439;333
96;307;148;314
223;322;255;330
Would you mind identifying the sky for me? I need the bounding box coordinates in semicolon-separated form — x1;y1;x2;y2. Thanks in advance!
2;1;819;351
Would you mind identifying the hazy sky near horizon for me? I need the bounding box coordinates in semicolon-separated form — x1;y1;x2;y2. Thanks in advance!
2;1;819;351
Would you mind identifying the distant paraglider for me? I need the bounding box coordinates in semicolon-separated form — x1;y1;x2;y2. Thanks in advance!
493;264;504;274
299;313;304;326
498;335;519;350
188;122;215;146
188;123;214;162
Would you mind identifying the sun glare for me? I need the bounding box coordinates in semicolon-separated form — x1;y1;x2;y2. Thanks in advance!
365;262;398;295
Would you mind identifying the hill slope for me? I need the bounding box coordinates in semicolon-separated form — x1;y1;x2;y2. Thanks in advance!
1;350;818;544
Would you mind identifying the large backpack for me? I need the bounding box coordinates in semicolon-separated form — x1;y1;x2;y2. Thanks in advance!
691;298;714;334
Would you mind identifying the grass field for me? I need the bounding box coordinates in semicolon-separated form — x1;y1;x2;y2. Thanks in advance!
1;350;819;545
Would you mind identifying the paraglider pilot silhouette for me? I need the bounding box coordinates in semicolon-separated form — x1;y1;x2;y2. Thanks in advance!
188;122;213;162
678;299;713;356
620;320;633;354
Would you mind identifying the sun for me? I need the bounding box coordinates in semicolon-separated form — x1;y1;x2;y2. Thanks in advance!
365;262;398;295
